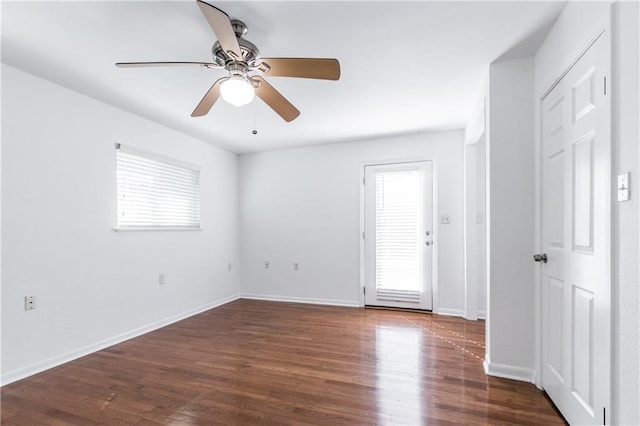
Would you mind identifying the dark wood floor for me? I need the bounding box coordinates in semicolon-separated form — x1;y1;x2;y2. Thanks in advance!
1;299;564;425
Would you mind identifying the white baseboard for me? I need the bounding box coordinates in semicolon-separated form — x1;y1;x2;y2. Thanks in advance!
1;294;239;386
438;308;485;320
435;307;465;317
241;293;360;308
483;359;536;383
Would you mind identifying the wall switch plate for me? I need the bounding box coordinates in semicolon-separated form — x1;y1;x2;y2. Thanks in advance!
293;262;299;271
25;295;36;311
227;262;232;271
618;172;630;201
440;215;451;224
264;261;270;269
159;274;166;285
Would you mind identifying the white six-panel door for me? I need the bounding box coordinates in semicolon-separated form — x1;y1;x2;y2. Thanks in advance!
540;31;610;425
364;162;433;310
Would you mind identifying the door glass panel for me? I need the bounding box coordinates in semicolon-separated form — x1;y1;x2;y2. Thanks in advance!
375;170;422;292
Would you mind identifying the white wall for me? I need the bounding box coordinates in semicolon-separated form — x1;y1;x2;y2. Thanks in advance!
534;2;639;423
611;2;640;423
239;131;465;313
484;57;536;381
1;65;240;385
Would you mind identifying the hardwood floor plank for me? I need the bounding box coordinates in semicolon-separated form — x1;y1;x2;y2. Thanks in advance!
1;299;564;425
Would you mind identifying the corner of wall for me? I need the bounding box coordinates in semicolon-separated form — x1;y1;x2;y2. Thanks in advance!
485;55;536;377
484;359;536;384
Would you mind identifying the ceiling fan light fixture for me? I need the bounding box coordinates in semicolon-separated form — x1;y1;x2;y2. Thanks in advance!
116;1;339;120
220;75;255;106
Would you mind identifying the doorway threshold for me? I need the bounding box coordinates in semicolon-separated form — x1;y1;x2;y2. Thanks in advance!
365;305;433;314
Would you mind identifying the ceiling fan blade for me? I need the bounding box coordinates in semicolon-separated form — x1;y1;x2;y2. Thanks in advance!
116;61;222;69
191;77;226;117
256;58;340;80
196;0;242;60
252;76;300;122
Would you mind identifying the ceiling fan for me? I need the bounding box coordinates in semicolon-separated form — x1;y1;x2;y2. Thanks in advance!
116;0;340;122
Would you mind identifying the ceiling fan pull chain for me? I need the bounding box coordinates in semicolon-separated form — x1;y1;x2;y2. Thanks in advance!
252;106;258;135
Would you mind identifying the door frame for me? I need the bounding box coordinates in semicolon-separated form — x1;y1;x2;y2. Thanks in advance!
358;158;438;310
534;27;611;422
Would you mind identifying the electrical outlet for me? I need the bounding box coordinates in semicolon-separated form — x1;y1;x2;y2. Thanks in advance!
264;261;270;269
227;262;232;271
25;295;36;311
159;274;166;285
440;215;451;224
293;262;300;271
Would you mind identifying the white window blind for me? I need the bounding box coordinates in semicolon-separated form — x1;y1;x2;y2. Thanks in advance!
375;170;421;291
116;145;200;229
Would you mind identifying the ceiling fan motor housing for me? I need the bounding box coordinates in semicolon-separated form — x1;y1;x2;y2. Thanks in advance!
211;20;260;66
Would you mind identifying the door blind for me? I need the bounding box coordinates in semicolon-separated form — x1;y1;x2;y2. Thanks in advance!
116;146;200;229
375;170;421;291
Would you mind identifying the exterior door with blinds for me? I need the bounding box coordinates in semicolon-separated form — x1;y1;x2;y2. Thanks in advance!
364;162;433;310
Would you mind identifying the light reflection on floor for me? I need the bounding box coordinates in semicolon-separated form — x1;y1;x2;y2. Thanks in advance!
375;324;423;424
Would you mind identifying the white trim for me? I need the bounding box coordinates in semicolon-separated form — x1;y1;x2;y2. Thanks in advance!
484;359;537;384
241;293;360;308
435;307;465;317
359;164;366;307
477;310;487;320
432;161;440;313
0;294;239;386
539;28;607;101
534;65;544;391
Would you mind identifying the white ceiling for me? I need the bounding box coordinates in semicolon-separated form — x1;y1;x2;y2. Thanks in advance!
2;1;565;153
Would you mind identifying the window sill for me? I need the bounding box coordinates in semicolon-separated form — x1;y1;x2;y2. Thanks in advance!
112;227;203;232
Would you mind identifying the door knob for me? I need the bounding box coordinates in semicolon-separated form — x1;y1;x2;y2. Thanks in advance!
533;253;548;263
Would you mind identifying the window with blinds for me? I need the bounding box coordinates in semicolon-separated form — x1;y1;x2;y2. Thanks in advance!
116;144;200;229
375;170;422;291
